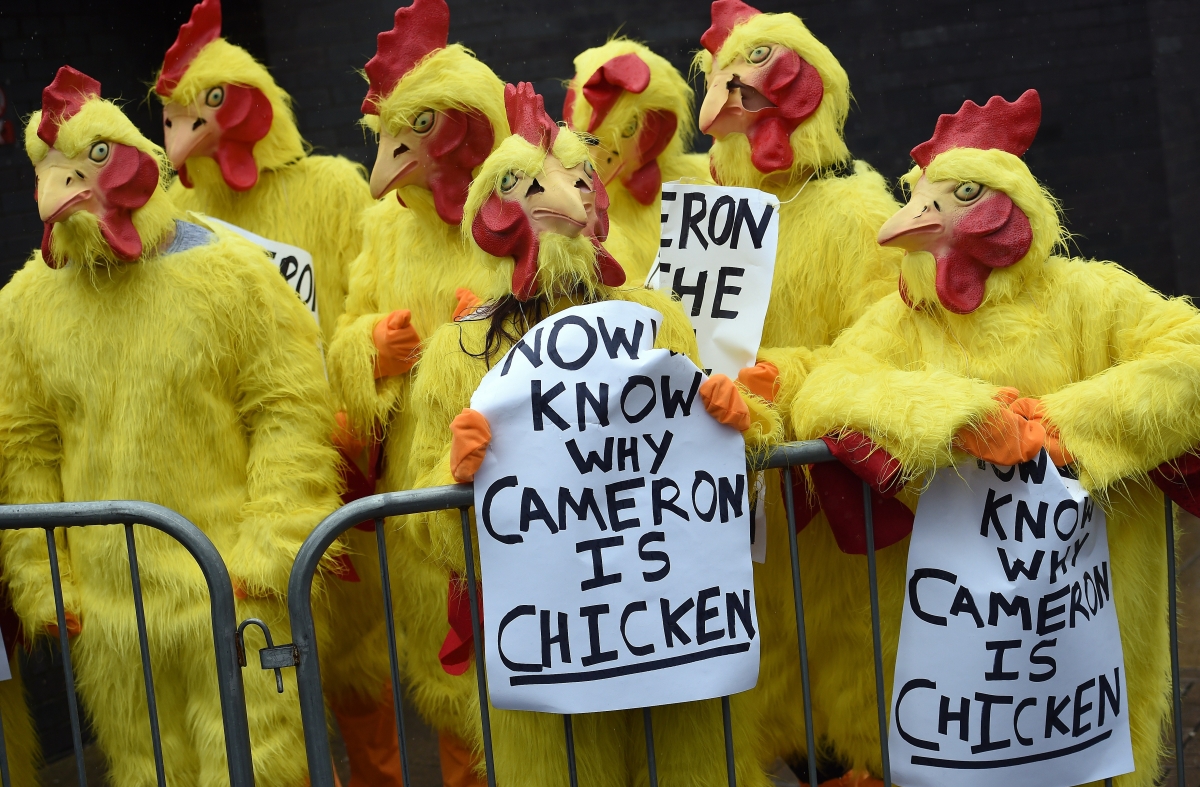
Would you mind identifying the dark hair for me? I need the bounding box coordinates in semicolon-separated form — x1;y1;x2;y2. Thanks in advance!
463;284;597;368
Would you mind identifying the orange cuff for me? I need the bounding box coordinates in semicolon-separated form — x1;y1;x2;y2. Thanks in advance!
450;408;491;482
1012;397;1073;467
373;309;421;379
452;288;483;321
955;388;1045;466
736;361;780;403
699;374;751;432
47;610;81;638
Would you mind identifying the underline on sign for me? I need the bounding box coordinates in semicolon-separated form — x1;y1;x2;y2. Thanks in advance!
910;730;1113;769
508;642;752;686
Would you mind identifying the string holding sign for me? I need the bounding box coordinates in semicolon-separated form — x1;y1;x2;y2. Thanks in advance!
470;301;760;714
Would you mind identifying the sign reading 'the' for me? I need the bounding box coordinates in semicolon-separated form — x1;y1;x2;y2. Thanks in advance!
649;183;778;378
890;454;1133;787
470;301;759;714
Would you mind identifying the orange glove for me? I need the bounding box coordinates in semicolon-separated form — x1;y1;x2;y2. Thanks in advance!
452;287;483;321
47;610;81;638
450;408;491;483
699;374;751;432
1011;397;1073;467
332;411;367;456
736;361;780;403
955;387;1045;466
373;309;421;379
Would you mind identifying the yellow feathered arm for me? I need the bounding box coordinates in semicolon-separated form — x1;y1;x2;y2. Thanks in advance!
223;241;346;598
1039;261;1200;489
0;320;77;631
791;294;1002;478
326;200;409;437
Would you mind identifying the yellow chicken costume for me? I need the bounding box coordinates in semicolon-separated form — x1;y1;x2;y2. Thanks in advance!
323;0;507;780
563;39;711;281
792;89;1200;787
0;67;342;787
406;81;777;787
693;0;905;779
152;3;389;779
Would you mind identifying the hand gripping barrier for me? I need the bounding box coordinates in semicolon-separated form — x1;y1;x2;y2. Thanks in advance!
274;439;1186;787
0;501;254;787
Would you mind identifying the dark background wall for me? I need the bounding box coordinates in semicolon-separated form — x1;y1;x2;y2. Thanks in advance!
0;0;1197;299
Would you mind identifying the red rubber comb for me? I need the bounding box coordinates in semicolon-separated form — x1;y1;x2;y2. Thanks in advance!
582;52;651;133
505;82;558;149
156;0;222;97
37;66;101;146
701;0;761;55
362;0;450;115
911;89;1042;167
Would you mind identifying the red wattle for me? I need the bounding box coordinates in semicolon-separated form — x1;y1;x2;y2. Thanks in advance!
747;116;793;173
96;144;159;261
591;239;626;288
471;194;539;300
426;108;494;225
213;84;272;192
41;223;62;269
933;192;1033;314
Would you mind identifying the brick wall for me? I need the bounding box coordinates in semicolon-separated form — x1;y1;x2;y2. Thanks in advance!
1;0;1198;295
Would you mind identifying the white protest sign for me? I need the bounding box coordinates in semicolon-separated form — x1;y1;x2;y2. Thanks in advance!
890;453;1133;787
649;183;779;378
470;301;760;714
203;217;320;325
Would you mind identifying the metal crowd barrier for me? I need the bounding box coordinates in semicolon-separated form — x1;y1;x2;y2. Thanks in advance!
0;501;254;787
286;439;1189;787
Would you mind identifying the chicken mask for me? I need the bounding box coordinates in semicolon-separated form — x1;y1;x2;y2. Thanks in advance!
466;83;625;301
697;0;850;181
564;43;692;205
156;0;285;192
361;0;500;225
878;89;1062;314
29;67;168;269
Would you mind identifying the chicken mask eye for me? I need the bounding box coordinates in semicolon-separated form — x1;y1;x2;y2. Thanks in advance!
954;181;983;202
88;141;110;164
748;46;772;64
621;116;638;139
412;110;435;135
205;86;225;108
583;161;595;179
500;171;519;193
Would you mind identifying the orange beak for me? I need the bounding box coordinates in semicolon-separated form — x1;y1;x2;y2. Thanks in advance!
163;102;221;171
699;63;776;138
877;201;950;253
370;125;431;199
525;159;590;238
35;151;99;223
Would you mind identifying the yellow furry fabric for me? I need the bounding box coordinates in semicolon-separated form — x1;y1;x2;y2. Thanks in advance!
326;52;506;735
157;38;306;172
0;656;39;787
565;40;713;281
791;253;1200;782
696;11;852;189
0;227;342;786
690;17;906;774
168;154;372;343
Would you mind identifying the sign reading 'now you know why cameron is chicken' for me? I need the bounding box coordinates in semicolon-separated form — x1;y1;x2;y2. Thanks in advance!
649;183;779;379
890;456;1132;787
469;301;759;714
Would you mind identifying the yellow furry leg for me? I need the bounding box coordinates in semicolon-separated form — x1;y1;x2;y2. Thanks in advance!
0;653;40;787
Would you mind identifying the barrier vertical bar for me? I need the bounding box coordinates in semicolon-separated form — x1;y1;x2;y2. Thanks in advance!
124;525;167;787
1167;493;1186;787
642;707;659;787
862;482;892;787
460;506;497;787
46;529;87;787
783;466;820;787
0;683;11;787
563;715;579;787
374;519;412;787
721;695;735;786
